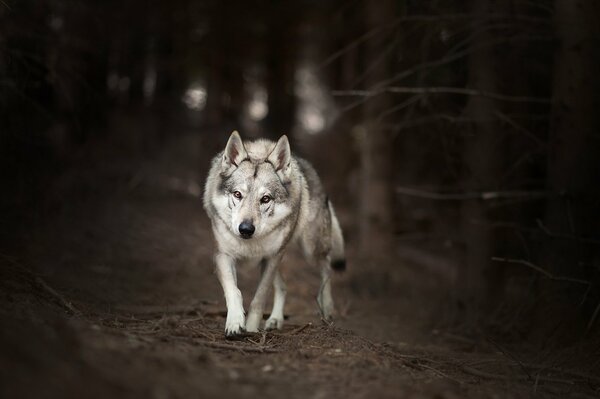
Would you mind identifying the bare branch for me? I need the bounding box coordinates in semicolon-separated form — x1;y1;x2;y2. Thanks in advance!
349;31;404;89
494;111;546;147
395;186;548;201
586;301;600;333
335;34;552;113
333;86;551;104
373;94;421;121
319;14;472;68
536;219;600;245
382;113;549;135
375;34;552;89
319;21;395;69
491;257;591;286
320;13;550;68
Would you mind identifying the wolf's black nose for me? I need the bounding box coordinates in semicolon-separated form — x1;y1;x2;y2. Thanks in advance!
238;221;255;238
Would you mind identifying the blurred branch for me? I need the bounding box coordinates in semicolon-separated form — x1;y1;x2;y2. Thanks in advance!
320;13;549;69
472;220;600;247
336;34;553;113
445;18;548;57
491;257;591;286
373;94;421;121
382;113;549;135
395;186;548;201
536;219;600;245
494;111;546;147
319;14;470;68
587;301;600;333
333;86;551;104
1;81;56;121
376;34;552;89
319;20;396;68
349;29;405;89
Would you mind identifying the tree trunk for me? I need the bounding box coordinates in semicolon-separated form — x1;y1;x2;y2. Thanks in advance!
264;7;296;139
459;0;504;315
543;0;600;290
358;0;397;258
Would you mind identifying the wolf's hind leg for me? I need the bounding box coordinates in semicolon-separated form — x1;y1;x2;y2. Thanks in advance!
215;253;245;337
317;258;335;321
265;269;287;330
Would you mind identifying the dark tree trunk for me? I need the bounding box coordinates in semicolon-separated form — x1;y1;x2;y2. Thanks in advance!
358;0;397;258
264;8;297;139
459;0;504;314
543;0;600;291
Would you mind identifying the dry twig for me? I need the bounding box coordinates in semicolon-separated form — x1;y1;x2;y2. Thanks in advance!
285;323;312;335
197;340;280;354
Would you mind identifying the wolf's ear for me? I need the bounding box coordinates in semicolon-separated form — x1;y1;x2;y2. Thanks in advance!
222;131;247;170
267;135;291;173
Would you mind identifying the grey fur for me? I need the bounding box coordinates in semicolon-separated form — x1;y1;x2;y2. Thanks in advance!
203;131;345;336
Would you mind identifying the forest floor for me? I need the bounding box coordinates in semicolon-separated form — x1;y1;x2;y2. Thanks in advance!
1;134;599;399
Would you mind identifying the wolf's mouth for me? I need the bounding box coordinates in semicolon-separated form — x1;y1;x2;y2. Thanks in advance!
240;233;253;240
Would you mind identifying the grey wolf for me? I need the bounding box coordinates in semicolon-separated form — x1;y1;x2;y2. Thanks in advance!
203;131;346;336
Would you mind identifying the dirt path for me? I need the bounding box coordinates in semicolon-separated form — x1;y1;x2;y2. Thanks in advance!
1;137;598;399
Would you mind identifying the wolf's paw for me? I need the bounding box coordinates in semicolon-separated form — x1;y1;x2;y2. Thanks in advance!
265;317;284;330
225;310;246;337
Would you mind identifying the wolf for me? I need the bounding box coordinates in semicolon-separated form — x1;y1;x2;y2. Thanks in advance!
203;131;346;336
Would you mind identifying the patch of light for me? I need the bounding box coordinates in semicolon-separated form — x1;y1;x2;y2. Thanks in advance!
49;15;63;31
294;65;334;135
107;72;119;91
299;105;325;133
182;83;207;111
440;29;450;43
247;87;268;121
143;67;157;104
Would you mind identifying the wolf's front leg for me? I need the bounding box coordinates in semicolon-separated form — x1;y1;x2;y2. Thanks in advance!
246;255;281;332
215;253;245;336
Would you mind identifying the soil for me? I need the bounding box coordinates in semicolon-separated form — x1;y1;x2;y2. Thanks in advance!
1;134;598;399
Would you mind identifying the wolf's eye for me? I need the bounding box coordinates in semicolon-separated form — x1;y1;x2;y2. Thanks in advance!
233;191;243;199
260;195;271;204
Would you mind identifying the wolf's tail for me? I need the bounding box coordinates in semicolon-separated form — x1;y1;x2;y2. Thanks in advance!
328;201;346;271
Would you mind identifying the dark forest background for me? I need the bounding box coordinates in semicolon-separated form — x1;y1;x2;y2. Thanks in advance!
2;0;600;343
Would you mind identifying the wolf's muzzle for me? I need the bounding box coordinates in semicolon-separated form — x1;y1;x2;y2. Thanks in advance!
238;221;255;239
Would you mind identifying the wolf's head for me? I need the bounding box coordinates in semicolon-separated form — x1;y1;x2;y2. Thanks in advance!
214;131;297;240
